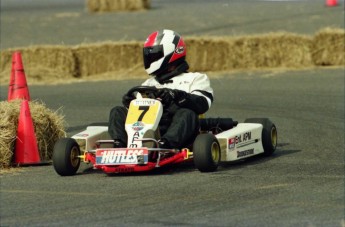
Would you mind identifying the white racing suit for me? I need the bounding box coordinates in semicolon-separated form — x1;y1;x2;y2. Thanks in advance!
108;72;214;148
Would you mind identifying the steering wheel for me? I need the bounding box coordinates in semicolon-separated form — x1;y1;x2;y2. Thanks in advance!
126;86;159;99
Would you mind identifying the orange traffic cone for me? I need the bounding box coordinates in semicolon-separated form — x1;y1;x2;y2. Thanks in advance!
326;0;338;6
7;54;16;100
8;52;31;101
14;100;41;165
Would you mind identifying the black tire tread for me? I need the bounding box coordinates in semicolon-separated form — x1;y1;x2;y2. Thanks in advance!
52;138;81;176
193;134;221;172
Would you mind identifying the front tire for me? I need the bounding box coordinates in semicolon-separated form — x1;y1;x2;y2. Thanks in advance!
193;134;221;172
52;138;81;176
244;118;277;156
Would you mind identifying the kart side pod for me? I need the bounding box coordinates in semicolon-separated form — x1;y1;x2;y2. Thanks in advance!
72;126;111;151
215;118;277;162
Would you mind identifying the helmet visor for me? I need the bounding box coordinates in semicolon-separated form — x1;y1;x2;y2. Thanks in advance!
143;45;164;69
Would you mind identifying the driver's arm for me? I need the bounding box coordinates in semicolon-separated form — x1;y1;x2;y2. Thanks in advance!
174;90;213;114
156;88;213;114
180;73;213;114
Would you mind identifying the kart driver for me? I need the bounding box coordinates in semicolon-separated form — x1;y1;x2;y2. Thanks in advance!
108;29;214;149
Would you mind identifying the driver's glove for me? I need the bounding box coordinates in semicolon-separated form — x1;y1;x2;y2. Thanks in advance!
156;88;187;106
122;93;135;108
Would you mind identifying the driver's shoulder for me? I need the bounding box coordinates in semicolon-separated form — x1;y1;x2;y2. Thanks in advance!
179;72;209;80
142;77;158;86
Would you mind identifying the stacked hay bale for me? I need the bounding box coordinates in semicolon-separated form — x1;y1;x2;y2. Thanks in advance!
87;0;150;12
311;28;345;66
0;46;76;85
72;41;142;77
1;28;344;85
0;100;66;168
186;33;313;71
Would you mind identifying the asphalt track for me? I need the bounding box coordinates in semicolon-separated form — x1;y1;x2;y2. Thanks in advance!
0;68;344;226
0;0;345;227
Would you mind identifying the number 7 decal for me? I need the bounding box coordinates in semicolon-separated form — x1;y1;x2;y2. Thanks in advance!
138;106;149;121
125;99;162;126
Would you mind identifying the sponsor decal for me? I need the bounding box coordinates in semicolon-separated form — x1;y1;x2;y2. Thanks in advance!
96;149;148;165
236;132;252;144
129;131;140;148
175;46;185;54
134;100;156;106
179;81;190;85
114;167;135;173
74;133;88;137
237;149;254;158
228;138;235;150
132;121;144;131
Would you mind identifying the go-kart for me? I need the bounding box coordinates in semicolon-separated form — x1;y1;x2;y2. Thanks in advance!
52;86;277;176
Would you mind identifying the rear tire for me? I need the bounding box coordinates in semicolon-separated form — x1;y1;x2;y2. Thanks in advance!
52;138;81;176
193;134;221;172
244;118;277;156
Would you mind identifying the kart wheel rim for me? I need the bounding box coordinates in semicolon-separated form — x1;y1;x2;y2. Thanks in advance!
271;127;277;149
70;146;80;167
211;142;220;163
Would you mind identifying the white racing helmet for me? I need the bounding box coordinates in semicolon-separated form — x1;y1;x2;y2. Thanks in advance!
143;29;187;77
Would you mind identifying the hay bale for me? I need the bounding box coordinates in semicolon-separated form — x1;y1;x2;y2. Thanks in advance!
312;28;345;66
0;46;76;85
186;38;230;72
72;41;143;77
232;33;313;69
87;0;150;12
0;28;343;85
0;100;66;168
186;33;313;72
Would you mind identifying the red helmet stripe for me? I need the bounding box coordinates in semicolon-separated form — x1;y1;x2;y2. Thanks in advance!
144;31;159;47
169;37;186;63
